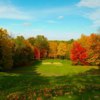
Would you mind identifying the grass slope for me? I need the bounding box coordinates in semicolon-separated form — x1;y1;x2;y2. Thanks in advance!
0;59;100;100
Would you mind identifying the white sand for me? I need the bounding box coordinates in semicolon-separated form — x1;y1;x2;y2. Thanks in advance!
42;62;63;66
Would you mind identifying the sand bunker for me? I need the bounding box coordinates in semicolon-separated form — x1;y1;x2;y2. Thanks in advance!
42;62;63;66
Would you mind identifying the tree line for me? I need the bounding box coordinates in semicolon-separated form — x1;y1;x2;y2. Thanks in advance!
0;28;100;71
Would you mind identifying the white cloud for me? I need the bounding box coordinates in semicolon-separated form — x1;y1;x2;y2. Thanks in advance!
0;2;72;21
0;3;31;20
58;16;64;19
77;0;100;8
87;9;100;27
88;9;100;21
29;6;71;20
41;6;70;14
11;22;32;27
77;0;100;27
22;22;32;26
47;20;57;24
0;0;71;20
97;27;100;33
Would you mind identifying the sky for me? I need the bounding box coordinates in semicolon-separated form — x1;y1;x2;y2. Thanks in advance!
0;0;100;40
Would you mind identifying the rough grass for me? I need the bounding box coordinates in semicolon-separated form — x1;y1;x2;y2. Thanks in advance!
0;59;100;100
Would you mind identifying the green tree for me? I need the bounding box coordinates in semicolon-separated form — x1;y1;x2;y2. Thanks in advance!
28;37;35;46
34;35;49;58
66;43;73;59
13;36;34;66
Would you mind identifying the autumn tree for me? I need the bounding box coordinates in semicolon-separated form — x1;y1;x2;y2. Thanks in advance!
48;41;58;58
87;34;100;66
13;36;34;66
77;34;89;49
34;35;49;58
57;42;67;59
70;42;88;65
0;28;13;70
34;47;40;60
78;34;100;66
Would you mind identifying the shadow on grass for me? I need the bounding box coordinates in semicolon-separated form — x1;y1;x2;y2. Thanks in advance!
54;67;100;85
0;60;50;92
48;69;100;100
0;63;100;100
85;68;100;75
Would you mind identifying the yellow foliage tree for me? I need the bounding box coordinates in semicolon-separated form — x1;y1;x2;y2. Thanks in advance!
57;42;67;58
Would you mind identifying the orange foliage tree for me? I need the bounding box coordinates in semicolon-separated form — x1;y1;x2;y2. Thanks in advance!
78;34;100;66
87;34;100;66
48;41;58;58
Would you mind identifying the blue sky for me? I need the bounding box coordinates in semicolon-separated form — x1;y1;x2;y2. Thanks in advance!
0;0;100;40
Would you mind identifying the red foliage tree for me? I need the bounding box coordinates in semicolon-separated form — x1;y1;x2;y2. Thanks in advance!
34;47;40;60
70;42;88;65
40;49;47;58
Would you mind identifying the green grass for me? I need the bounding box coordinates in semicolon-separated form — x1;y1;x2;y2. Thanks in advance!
36;59;98;76
0;59;100;100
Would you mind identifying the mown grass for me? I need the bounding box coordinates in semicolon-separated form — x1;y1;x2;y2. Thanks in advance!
0;59;100;100
36;59;98;76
